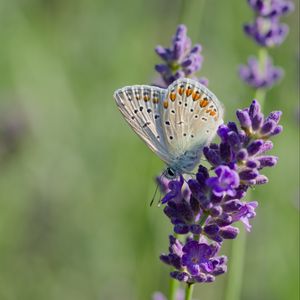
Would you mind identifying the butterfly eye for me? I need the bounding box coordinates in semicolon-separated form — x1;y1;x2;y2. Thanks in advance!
166;167;176;178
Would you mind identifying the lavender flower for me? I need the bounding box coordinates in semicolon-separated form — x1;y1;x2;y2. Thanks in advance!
244;17;289;47
240;0;294;90
154;25;207;87
161;236;227;284
244;0;294;47
206;166;240;198
247;0;294;18
159;100;282;282
239;55;283;89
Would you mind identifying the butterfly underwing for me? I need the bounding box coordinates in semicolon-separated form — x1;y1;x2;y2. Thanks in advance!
114;78;224;178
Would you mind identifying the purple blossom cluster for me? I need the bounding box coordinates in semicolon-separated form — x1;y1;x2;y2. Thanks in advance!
239;55;283;89
154;25;208;88
244;0;294;47
240;0;294;89
158;100;282;284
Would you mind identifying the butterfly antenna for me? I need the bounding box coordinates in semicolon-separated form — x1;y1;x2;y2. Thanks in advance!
150;181;160;207
157;187;162;207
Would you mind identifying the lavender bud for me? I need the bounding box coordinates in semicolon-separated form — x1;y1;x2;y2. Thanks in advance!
212;265;227;276
204;224;220;235
174;223;190;234
160;254;171;265
222;199;243;212
254;175;269;185
155;64;169;73
210;206;223;217
203;147;221;165
155;46;168;60
216;214;232;226
257;140;273;154
236;109;252;129
219;226;239;239
206;275;216;282
190;224;202;235
249;100;261;118
257;155;278;168
246;159;260;169
270;125;283;136
266;111;282;123
239;168;259;181
236;149;248;161
227;131;240;148
260;120;277;136
247;139;264;155
170;271;190;282
194;273;207;282
251;112;264;131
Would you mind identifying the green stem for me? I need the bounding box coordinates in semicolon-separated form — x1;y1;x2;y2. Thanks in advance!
254;47;268;105
224;224;247;300
169;276;180;300
199;210;209;226
184;283;194;300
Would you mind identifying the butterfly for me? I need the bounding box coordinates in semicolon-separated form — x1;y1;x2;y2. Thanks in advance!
113;78;224;179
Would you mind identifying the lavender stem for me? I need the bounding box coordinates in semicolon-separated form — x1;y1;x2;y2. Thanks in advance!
184;283;194;300
224;223;247;300
254;47;269;103
169;275;180;300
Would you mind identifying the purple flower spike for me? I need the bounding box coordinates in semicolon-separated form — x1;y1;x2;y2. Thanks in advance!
206;166;240;197
239;55;283;89
247;0;294;18
241;0;293;94
155;54;283;284
244;17;289;47
154;24;207;87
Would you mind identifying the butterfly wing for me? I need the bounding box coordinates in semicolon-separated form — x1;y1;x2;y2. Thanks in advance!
160;78;224;172
114;85;174;164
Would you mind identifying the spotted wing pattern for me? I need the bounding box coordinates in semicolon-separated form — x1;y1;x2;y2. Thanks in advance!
114;78;224;173
114;85;172;164
160;78;224;162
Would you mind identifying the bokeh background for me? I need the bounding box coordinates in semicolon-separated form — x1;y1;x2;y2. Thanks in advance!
0;1;299;299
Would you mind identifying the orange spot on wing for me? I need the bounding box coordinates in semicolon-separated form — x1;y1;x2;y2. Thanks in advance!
169;92;176;101
163;101;169;109
153;97;159;104
200;99;209;107
192;91;201;101
178;87;184;95
143;95;150;101
210;111;216;116
186;87;193;97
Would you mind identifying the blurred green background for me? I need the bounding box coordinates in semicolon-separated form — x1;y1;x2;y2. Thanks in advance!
0;1;299;299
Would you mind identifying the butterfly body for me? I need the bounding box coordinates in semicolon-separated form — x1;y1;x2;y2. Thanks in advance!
114;78;224;177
